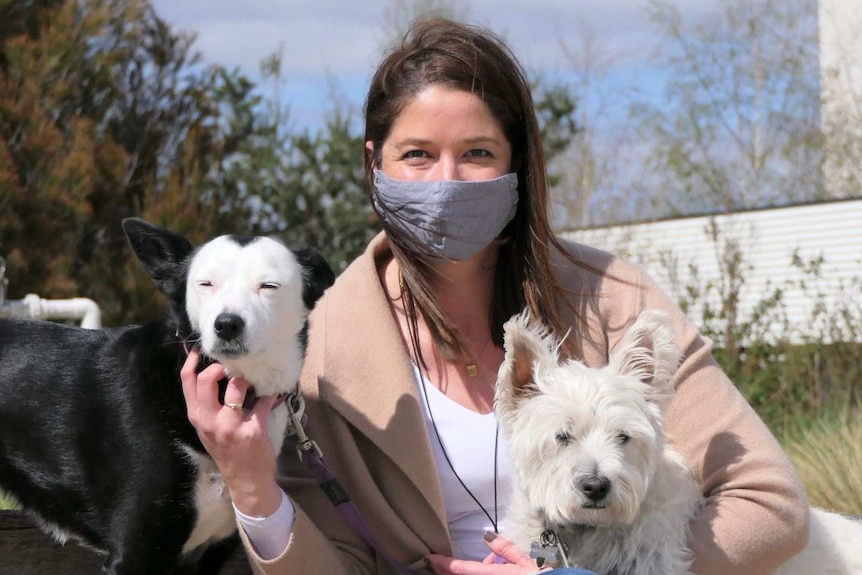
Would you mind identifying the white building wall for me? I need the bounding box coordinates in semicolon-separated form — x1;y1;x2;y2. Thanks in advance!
563;199;862;345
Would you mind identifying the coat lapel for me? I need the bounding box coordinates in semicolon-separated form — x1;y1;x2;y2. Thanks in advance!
318;233;450;549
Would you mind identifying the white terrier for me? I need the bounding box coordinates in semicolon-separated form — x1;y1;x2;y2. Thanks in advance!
496;309;862;575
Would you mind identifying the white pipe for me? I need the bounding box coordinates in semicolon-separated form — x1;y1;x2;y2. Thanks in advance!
0;294;102;329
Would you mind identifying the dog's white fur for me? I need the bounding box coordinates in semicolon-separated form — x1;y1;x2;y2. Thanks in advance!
497;309;862;575
187;235;307;397
187;235;308;451
183;235;310;552
180;446;237;554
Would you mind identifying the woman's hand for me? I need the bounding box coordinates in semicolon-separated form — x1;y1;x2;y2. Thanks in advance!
180;348;283;517
427;532;550;574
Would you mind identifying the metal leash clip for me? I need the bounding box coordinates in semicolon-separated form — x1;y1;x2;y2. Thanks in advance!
284;392;323;461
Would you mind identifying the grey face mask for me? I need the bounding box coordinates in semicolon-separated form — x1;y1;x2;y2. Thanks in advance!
372;170;519;261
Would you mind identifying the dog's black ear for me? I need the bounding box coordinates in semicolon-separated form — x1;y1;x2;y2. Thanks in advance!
122;218;194;295
293;248;336;309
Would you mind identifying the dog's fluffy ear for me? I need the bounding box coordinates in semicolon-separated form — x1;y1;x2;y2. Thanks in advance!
496;310;558;410
607;310;681;405
123;218;194;295
293;248;336;309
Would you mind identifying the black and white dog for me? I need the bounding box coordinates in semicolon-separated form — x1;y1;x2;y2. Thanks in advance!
0;219;335;575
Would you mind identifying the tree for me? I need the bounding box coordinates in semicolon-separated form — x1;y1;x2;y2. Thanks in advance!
217;52;376;273
0;0;260;325
631;0;823;216
551;22;634;229
535;78;579;193
818;0;862;199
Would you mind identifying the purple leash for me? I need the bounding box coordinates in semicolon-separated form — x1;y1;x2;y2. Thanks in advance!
285;392;416;575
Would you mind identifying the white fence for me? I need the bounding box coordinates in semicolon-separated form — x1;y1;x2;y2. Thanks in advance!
562;198;862;345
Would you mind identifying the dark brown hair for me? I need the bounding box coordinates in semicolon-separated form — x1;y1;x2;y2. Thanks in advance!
364;18;583;358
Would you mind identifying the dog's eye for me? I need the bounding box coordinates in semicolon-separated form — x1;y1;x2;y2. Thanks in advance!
555;431;573;445
259;282;280;290
618;433;631;444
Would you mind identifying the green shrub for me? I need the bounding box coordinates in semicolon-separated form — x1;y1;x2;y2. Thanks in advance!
725;340;862;437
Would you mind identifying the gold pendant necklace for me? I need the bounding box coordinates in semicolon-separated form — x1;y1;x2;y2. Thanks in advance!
465;337;494;378
398;269;489;379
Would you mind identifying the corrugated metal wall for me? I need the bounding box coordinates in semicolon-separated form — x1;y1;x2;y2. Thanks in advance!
562;199;862;344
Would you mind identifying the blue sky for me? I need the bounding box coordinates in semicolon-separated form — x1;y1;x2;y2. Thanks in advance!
149;0;715;132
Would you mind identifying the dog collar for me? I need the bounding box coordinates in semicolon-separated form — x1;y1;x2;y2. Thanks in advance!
238;390;293;413
271;392;289;410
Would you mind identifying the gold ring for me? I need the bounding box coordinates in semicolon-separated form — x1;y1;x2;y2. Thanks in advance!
224;402;244;412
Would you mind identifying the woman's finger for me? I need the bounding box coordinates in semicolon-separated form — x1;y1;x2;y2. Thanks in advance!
427;553;523;574
482;532;532;566
180;348;201;409
195;361;227;412
222;376;251;414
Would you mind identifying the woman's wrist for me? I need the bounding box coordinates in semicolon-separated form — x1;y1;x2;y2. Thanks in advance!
228;477;284;518
234;489;295;560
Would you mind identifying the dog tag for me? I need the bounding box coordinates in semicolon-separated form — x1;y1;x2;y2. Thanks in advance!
529;530;561;568
529;530;571;568
529;541;558;567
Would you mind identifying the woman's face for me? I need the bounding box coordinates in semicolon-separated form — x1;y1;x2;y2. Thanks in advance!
370;85;512;182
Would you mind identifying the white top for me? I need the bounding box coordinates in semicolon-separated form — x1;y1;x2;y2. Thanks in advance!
237;365;512;562
412;364;511;561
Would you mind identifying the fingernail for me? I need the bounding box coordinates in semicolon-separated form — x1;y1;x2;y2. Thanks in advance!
483;530;497;542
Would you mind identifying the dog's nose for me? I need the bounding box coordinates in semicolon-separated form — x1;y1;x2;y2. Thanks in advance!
580;475;611;502
214;313;245;341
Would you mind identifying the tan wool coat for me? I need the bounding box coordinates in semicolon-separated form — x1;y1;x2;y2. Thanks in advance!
238;232;810;575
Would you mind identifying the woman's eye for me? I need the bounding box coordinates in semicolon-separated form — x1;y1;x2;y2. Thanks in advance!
403;149;429;159
555;431;573;445
260;282;280;290
197;280;212;288
466;149;492;158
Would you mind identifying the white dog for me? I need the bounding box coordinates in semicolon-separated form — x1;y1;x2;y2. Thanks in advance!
496;309;862;575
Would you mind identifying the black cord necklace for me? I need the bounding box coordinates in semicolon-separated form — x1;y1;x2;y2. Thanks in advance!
399;270;499;533
416;364;500;534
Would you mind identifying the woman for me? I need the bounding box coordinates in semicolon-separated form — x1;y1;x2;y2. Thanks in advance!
181;18;809;575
